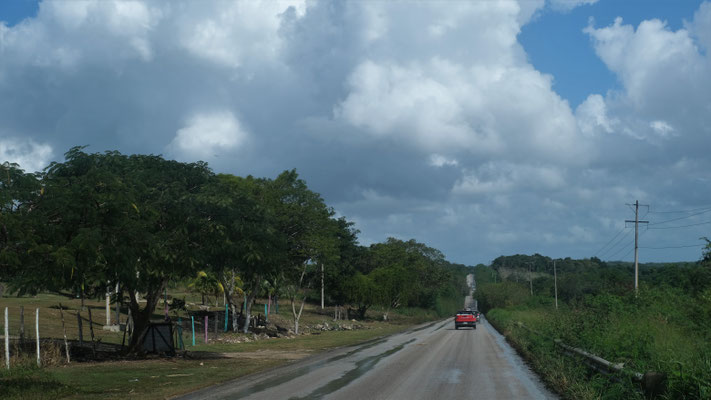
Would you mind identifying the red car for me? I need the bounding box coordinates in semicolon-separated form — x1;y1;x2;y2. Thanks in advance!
455;310;477;330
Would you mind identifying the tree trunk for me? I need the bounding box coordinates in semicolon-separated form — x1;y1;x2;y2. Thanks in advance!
220;269;239;332
241;274;262;333
291;294;307;335
242;292;255;333
125;284;162;353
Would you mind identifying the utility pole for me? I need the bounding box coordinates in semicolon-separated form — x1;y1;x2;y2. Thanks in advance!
553;260;558;311
625;200;649;295
320;263;324;309
527;262;533;296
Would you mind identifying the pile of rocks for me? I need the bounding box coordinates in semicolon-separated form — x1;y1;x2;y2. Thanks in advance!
310;321;364;332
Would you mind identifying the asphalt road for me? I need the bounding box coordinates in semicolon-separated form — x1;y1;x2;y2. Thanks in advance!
176;317;557;400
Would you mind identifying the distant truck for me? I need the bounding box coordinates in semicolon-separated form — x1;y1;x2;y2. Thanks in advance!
454;310;477;330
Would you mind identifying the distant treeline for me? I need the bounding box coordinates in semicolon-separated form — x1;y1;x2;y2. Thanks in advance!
0;147;469;351
480;252;711;305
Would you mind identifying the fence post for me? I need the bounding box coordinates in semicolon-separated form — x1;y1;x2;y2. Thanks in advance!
106;285;111;325
59;303;70;363
4;307;9;369
224;304;228;332
19;306;24;346
76;311;83;346
177;317;184;350
35;308;41;367
87;307;96;358
204;316;208;343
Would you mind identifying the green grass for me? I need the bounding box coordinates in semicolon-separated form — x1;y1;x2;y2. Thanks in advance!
0;291;438;399
485;289;711;400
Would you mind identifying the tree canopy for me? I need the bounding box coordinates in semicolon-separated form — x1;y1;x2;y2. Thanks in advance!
1;147;469;348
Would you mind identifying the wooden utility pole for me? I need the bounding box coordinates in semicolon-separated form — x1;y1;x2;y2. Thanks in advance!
553;260;558;311
59;303;70;363
626;200;648;295
527;262;533;296
320;263;324;310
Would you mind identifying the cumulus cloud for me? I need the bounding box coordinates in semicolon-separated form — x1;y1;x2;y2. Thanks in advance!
0;0;709;264
575;94;616;136
179;1;306;68
336;58;590;164
0;137;53;172
429;154;459;168
168;111;248;161
548;0;599;12
453;162;566;195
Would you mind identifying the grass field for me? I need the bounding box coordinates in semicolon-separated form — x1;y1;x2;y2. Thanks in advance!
1;290;435;399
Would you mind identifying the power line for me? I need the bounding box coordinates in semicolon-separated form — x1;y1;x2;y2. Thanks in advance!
640;244;706;250
621;245;635;261
604;231;635;260
593;226;628;257
608;227;648;261
648;220;711;230
648;209;711;226
648;205;711;214
598;228;634;259
606;240;633;260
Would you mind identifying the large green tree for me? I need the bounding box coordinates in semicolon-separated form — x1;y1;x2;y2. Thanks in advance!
0;162;42;290
18;148;213;351
196;173;284;333
267;170;335;334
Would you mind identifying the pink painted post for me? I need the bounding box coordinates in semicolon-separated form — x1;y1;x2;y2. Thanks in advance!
204;316;208;343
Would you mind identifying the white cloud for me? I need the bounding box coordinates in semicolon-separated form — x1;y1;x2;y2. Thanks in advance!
687;1;711;52
168;111;248;161
0;137;53;172
429;154;459;168
575;94;616;136
0;0;709;264
453;162;566;195
649;120;676;138
336;59;591;164
548;0;599;12
179;1;306;68
583;5;711;151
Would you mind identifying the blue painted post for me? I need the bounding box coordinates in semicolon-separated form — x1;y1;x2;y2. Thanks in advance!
264;304;268;322
224;304;229;332
191;316;195;346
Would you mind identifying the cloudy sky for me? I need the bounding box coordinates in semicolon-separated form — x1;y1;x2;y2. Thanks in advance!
1;0;710;266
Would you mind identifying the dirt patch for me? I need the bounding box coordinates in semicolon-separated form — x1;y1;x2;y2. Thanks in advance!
186;350;311;361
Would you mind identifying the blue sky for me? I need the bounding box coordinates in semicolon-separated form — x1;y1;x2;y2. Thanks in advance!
1;0;710;266
521;0;705;108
